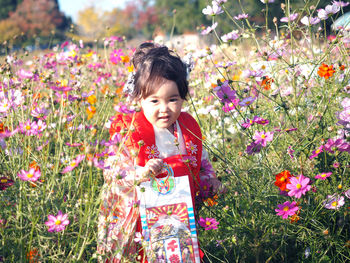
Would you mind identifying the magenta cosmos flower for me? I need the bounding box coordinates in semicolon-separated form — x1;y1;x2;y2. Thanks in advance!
17;168;41;182
315;172;332;180
275;201;299;219
253;131;274;147
61;155;85;173
238;96;256;107
309;145;323;159
198;217;219;230
45;211;70;232
323;195;345;210
109;49;124;64
215;80;236;103
286;174;311;198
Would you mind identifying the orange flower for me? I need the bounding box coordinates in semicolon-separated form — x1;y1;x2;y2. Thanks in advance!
290;213;300;223
86;106;96;120
87;94;97;105
339;65;346;71
29;161;40;172
26;248;40;263
204;194;219;207
274;170;292;191
317;63;335;79
261;76;274;90
121;55;130;63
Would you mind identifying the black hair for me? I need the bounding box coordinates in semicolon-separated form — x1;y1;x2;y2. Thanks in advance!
131;44;188;100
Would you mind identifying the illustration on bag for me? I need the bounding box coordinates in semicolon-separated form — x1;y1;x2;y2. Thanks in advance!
151;163;176;195
139;163;200;263
145;203;195;262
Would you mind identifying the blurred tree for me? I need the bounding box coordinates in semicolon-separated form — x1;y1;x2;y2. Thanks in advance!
0;19;21;44
4;0;70;44
102;8;137;40
76;6;105;40
0;0;22;20
154;0;208;34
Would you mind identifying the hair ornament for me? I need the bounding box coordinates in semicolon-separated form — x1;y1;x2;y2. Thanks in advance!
123;71;136;98
182;53;194;80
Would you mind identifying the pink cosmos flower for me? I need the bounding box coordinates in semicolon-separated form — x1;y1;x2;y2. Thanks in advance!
49;85;73;92
253;116;269;125
93;157;111;170
0;99;11;113
202;3;223;16
309;145;323;159
17;168;41;182
238;96;256;107
317;4;340;20
201;22;218;35
222;99;239;112
31;105;49;120
110;49;125;64
287;146;295;159
253;131;274;147
323;195;345;210
36;120;47;133
280;13;299;23
114;103;136;114
45;210;70;232
234;13;248;20
17;69;34;79
286;174;311;198
214;80;236;103
221;30;239;42
275;201;299;219
245;141;263;155
315;172;332;180
344;189;350;199
198;217;219;230
242;118;254;128
300;16;321;25
19;120;39;136
61;155;85;173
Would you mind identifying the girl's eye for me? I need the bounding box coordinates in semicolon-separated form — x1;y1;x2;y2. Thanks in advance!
150;100;158;103
170;98;178;102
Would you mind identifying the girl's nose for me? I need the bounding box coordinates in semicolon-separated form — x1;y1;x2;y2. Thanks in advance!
159;102;168;112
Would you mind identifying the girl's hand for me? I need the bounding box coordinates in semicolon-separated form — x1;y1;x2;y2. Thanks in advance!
145;159;164;176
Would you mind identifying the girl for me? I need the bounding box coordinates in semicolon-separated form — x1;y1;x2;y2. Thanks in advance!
97;44;220;262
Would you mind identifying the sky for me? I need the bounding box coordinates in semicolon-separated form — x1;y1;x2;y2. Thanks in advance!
57;0;128;22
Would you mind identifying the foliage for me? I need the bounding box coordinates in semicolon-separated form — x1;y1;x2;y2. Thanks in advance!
0;0;22;20
0;0;70;46
1;0;350;262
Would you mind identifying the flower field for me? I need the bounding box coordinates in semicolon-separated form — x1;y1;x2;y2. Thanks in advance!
1;1;350;262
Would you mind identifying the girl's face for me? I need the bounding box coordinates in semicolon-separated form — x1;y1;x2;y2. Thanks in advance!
140;79;184;132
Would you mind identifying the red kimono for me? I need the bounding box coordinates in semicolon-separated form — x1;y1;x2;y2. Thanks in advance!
97;111;205;263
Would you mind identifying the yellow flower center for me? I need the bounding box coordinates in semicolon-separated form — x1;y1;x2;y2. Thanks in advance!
27;173;33;178
261;134;266;139
70;162;76;167
331;201;338;207
315;149;320;154
1;179;7;183
55;220;61;225
283;206;289;211
206;221;211;226
26;125;31;130
203;185;207;190
321;173;327;178
280;177;285;182
296;184;302;189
